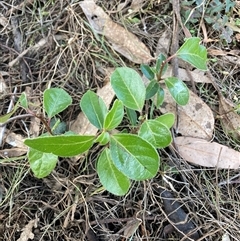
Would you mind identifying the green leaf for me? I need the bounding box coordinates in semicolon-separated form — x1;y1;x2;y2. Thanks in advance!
110;67;146;111
104;100;124;130
19;92;28;109
176;37;207;70
24;135;95;157
126;108;138;126
138;120;172;148
155;113;175;129
97;148;130;196
154;87;165;108
140;64;155;80
28;148;58;178
95;131;110;145
43;88;72;118
165;77;189;106
80;90;108;129
50;118;67;135
110;134;159;180
156;54;168;75
145;80;159;100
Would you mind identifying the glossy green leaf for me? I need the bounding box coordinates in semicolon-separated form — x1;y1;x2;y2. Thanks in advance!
110;134;159;180
28;148;58;178
43;88;72;118
97;148;130;196
110;67;146;111
155;113;175;129
138;120;172;148
176;37;207;70
156;54;168;76
95;131;110;145
145;80;159;100
126;108;138;126
19;92;28;109
154;87;165;108
24;135;95;157
165;77;189;106
104;100;124;130
140;64;155;80
80;90;108;129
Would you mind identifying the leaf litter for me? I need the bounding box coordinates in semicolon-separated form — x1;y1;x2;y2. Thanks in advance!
160;87;215;140
80;0;152;63
175;137;240;169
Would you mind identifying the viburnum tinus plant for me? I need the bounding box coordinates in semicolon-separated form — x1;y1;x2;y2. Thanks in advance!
21;37;207;196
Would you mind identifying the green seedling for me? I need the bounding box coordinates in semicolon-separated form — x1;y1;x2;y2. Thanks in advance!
1;37;207;196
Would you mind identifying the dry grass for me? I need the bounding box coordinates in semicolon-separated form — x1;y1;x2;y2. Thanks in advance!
0;0;240;240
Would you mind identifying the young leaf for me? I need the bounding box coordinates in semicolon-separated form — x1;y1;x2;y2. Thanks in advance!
28;148;58;178
95;131;110;145
110;134;159;180
97;148;130;196
156;54;168;75
138;120;172;148
126;107;138;126
0;106;18;124
110;67;146;111
176;37;207;70
19;92;28;109
80;90;108;129
24;135;95;157
154;87;165;108
140;64;155;80
146;80;159;100
164;77;189;106
104;100;124;130
155;113;175;129
43;88;72;118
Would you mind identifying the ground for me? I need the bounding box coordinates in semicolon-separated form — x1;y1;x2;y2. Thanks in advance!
0;0;240;240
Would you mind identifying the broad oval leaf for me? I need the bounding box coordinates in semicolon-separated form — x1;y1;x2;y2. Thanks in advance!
110;67;146;111
146;80;159;100
104;100;124;130
80;90;108;129
24;135;95;157
110;134;159;180
28;148;58;178
176;37;207;71
155;113;175;129
165;77;189;106
140;64;155;80
138;120;172;148
97;148;130;196
43;88;72;118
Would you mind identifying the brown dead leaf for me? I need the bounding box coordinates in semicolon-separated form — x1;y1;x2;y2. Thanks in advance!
175;137;240;169
160;88;214;140
162;67;212;84
123;219;141;238
17;218;38;241
218;95;240;140
80;0;152;63
209;75;240;140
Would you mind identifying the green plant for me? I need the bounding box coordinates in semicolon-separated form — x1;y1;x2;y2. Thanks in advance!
182;0;236;43
0;37;207;196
